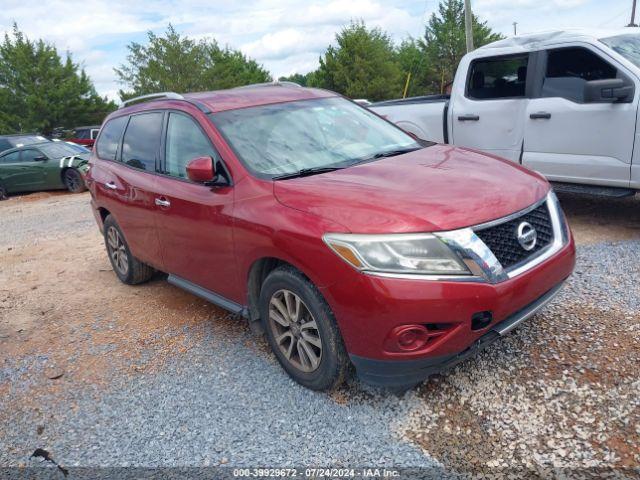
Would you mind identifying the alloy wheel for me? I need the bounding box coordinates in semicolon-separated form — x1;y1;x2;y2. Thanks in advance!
65;169;81;192
106;226;129;275
268;289;322;373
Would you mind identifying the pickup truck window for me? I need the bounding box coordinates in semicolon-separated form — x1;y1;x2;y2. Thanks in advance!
466;55;528;100
542;47;617;103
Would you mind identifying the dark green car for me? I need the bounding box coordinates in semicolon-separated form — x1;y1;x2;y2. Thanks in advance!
0;141;89;199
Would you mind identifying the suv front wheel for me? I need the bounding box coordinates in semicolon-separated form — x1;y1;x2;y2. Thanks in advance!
259;266;349;391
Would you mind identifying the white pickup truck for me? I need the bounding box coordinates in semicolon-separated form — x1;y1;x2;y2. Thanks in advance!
370;30;640;196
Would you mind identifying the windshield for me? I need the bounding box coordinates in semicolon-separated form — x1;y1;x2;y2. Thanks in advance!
601;34;640;67
39;142;88;158
210;97;422;178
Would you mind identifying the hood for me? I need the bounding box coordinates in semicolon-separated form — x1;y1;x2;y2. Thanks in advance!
273;144;549;233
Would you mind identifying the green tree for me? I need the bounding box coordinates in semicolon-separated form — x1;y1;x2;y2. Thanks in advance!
310;21;404;101
115;25;271;99
0;24;115;135
419;0;503;94
395;38;435;98
278;73;310;86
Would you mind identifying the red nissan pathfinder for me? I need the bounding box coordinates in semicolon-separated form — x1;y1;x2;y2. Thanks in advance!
86;84;575;391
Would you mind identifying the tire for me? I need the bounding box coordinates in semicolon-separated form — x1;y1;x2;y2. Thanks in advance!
259;266;349;391
0;184;7;201
103;215;154;285
63;168;86;193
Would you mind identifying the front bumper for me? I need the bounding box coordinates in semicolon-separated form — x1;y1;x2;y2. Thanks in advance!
350;279;566;387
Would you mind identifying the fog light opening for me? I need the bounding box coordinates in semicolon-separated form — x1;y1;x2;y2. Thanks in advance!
471;311;493;331
391;325;429;352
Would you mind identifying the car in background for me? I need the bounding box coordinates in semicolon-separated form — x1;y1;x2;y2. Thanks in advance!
0;141;89;199
52;139;92;154
68;126;100;148
0;134;50;154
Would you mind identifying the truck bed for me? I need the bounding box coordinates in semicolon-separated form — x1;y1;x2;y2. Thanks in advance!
370;95;449;143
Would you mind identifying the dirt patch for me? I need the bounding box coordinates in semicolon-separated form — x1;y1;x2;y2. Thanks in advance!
0;227;253;421
557;193;640;245
4;190;69;204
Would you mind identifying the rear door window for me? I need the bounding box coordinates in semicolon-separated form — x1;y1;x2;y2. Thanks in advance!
0;151;20;163
542;47;618;103
96;116;128;161
467;55;529;100
121;112;164;171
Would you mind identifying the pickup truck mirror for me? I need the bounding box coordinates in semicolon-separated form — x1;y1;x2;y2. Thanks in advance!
584;78;634;103
186;156;230;187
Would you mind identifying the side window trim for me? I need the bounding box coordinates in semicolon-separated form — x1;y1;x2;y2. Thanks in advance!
160;109;222;182
464;53;531;101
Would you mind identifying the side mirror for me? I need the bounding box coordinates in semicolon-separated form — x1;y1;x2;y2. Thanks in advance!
186;156;230;187
33;155;47;162
584;78;634;103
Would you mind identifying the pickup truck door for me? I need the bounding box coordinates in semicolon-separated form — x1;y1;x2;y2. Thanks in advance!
522;45;637;187
450;53;530;162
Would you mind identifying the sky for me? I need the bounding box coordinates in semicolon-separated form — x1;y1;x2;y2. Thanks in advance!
0;0;636;100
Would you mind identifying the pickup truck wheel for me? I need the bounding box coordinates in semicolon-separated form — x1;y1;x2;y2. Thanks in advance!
103;215;154;285
260;266;349;391
63;168;86;193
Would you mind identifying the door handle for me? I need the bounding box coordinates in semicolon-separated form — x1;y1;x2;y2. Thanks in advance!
530;112;551;119
155;197;171;208
458;114;480;121
104;181;117;190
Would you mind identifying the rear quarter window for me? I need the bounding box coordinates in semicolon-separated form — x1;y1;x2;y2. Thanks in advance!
96;116;128;161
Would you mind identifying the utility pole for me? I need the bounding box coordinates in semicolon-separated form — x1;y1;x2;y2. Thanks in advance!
464;0;474;52
629;0;638;27
513;22;518;36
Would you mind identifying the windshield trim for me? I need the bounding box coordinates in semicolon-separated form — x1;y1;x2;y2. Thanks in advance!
208;96;431;181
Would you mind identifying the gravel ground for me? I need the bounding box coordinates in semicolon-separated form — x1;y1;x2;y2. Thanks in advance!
0;190;638;477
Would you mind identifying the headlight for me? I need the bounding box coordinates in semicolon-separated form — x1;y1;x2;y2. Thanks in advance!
323;233;470;276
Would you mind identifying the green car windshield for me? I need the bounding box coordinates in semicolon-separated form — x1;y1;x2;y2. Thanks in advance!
38;142;88;158
209;97;421;178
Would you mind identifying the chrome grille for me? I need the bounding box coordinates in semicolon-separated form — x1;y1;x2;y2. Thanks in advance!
474;202;554;270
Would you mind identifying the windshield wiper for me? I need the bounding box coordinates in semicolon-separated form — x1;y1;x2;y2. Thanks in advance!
272;166;344;180
351;146;422;166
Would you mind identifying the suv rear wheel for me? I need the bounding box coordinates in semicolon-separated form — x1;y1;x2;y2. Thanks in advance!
103;215;154;285
259;266;349;390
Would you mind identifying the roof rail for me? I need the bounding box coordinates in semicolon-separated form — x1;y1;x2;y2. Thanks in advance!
119;92;184;109
234;81;302;90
